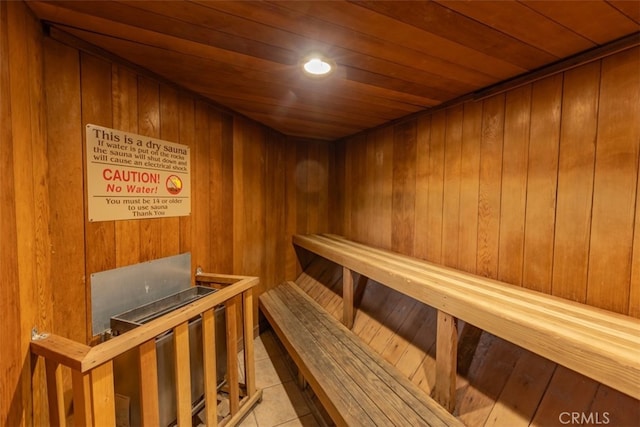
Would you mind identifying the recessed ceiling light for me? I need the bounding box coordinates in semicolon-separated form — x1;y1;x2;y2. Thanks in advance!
302;55;334;77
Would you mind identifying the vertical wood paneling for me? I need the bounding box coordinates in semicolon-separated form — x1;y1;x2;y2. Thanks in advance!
349;135;366;241
295;142;310;236
391;121;417;255
82;52;115;340
7;2;51;423
137;77;162;262
265;131;286;289
522;74;562;294
0;3;23;424
329;140;344;237
631;164;640;317
414;115;431;259
219;114;234;271
44;34;85;421
317;140;330;234
7;4;52;424
207;108;227;272
159;84;181;258
552;62;599;302
477;94;505;279
377;127;394;249
192;101;211;270
112;65;140;267
178;94;195;265
306;141;321;233
4;18;333;424
233;117;266;287
336;47;638;317
342;139;353;238
364;133;377;245
285;138;300;278
587;47;640;313
498;85;531;286
427;111;446;263
457;101;482;275
442;106;464;268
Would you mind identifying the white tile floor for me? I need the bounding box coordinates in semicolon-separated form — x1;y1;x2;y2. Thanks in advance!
236;331;322;427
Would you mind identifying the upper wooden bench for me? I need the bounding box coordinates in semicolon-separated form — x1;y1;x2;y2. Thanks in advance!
293;233;640;408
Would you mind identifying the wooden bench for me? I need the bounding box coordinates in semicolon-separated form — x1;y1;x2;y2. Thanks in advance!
259;281;463;427
291;233;640;410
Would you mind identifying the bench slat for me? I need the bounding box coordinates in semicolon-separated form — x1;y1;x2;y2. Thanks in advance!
260;288;381;426
271;286;405;426
309;234;639;338
293;234;640;400
306;235;640;339
276;282;459;427
260;282;462;427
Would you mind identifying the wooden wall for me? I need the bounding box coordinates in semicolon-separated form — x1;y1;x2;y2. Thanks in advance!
44;31;330;343
1;2;50;425
1;2;330;424
335;47;640;317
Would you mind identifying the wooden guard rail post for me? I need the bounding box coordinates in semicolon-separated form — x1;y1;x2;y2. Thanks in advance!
30;273;262;427
293;233;640;412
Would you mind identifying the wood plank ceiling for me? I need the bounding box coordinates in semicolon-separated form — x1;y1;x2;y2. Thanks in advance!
28;1;640;140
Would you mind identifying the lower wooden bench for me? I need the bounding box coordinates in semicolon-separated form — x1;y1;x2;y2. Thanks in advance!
259;281;463;427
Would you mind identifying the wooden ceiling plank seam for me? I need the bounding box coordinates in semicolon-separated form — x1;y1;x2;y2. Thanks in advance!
341;30;640;143
53;24;418;137
263;0;527;80
50;4;475;104
175;0;488;96
33;1;295;70
472;32;640;103
520;0;640;45
41;24;339;142
344;66;460;101
349;0;559;69
57;24;437;115
199;92;398;127
31;1;292;74
201;92;390;128
28;0;640;141
248;118;363;140
198;0;499;88
435;0;595;58
46;0;298;64
606;0;640;25
250;111;364;133
119;0;307;54
120;0;486;100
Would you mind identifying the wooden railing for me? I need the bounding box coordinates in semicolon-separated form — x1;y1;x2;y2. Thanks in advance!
31;273;262;427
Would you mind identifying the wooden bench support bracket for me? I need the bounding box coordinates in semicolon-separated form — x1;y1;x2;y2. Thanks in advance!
435;310;458;413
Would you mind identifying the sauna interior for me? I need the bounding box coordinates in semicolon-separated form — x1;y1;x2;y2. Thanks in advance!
2;1;639;426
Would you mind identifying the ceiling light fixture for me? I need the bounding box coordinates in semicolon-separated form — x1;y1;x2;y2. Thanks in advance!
302;55;334;77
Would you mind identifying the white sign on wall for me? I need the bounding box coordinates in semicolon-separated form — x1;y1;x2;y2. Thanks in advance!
86;124;191;222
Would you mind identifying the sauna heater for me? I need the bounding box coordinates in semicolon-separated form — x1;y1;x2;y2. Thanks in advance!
110;286;227;427
90;254;226;427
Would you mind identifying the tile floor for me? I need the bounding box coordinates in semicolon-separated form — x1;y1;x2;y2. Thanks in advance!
235;330;323;427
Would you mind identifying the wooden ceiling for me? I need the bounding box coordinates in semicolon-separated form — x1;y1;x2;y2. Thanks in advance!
28;1;640;141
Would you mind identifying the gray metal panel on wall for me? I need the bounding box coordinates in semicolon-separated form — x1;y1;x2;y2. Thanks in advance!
91;253;192;335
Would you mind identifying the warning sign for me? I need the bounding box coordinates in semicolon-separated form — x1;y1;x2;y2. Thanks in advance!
86;124;191;222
